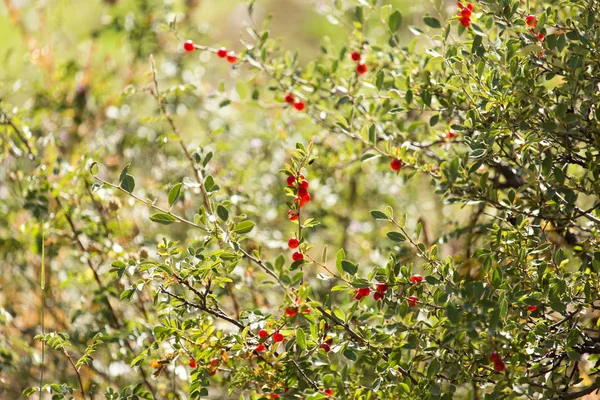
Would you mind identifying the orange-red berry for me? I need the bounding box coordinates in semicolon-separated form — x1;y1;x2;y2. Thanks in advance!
189;358;196;368
183;40;195;52
259;329;268;339
293;100;305;111
217;47;227;58
407;296;418;306
390;159;403;171
288;238;299;249
351;51;361;61
410;274;423;284
273;331;284;342
356;63;367;75
292;252;304;262
255;343;266;352
226;52;237;64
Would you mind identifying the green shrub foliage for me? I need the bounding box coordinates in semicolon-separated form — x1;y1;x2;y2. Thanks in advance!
2;0;600;398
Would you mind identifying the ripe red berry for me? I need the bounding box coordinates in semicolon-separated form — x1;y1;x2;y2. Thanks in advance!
293;100;305;111
527;305;538;312
226;52;237;64
460;8;472;17
350;51;361;61
447;130;456;139
292;252;304;262
285;307;297;317
374;292;384;301
270;394;280;399
189;358;196;368
216;47;227;58
459;16;471;27
301;307;311;314
467;3;473;10
298;187;308;198
288;210;299;221
183;40;195;52
273;332;284;342
325;337;333;345
324;388;333;397
410;274;423;284
324;322;329;330
255;343;266;352
407;295;418;306
285;93;295;103
494;360;505;372
354;293;364;301
288;238;299;249
489;352;501;363
376;283;388;293
300;180;309;189
390;159;403;171
358;287;371;297
538;32;545;41
320;343;331;352
287;175;296;186
259;329;268;339
526;15;537;28
356;62;367;75
210;358;219;366
299;194;311;207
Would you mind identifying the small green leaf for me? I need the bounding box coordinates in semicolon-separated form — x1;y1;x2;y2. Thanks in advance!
370;210;388;220
387;232;407;242
120;175;135;193
296;328;306;350
234;220;255;234
424;16;441;28
168;183;182;207
150;213;176;225
217;205;229;221
388;10;403;32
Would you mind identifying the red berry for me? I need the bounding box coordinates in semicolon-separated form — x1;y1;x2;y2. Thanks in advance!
457;1;463;8
390;159;403;171
255;343;266;352
287;175;296;186
298;187;308;198
538;32;545;41
288;238;299;249
350;51;361;61
259;329;268;339
288;210;299;221
494;360;505;372
374;292;384;301
320;343;331;352
285;307;297;317
459;17;471;27
356;62;367;75
407;296;418;306
376;283;389;293
324;322;329;330
285;93;295;103
271;394;280;399
410;274;423;284
293;100;305;111
447;130;456;139
325;337;333;345
188;358;196;368
324;388;333;397
358;287;371;297
208;370;217;376
210;358;219;366
300;180;309;189
467;3;473;10
299;194;311;207
354;293;363;301
226;52;237;64
489;352;501;363
273;332;284;342
292;252;304;262
460;8;472;17
526;15;537;28
527;305;538;312
301;307;311;314
217;47;227;58
183;40;195;52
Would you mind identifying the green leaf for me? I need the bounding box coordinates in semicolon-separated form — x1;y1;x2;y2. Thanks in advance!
388;10;403;32
234;220;255;234
150;213;176;225
343;348;357;361
370;210;388;220
387;232;407;242
217;205;229;221
120;175;135;193
296;328;306;350
424;16;441;28
341;260;358;275
168;183;182;207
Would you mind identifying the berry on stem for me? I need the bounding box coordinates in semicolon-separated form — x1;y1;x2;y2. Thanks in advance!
374;292;384;301
494;360;506;372
183;40;195;52
293;100;305;111
526;15;538;28
376;283;388;293
292;251;304;262
489;352;501;363
390;159;403;171
285;307;297;317
351;51;361;61
288;210;299;221
320;343;331;352
447;130;456;139
288;238;299;249
527;305;538;312
255;343;266;352
324;388;333;397
270;394;280;399
285;93;295;103
273;332;284;342
410;274;423;284
217;47;227;58
356;62;367;75
287;175;296;186
210;358;219;366
189;358;196;368
226;52;237;64
407;296;418;306
300;180;309;189
259;329;268;339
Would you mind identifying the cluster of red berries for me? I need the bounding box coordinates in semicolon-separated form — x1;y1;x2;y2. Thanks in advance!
255;329;285;353
350;50;367;75
284;92;306;111
285;298;311;317
489;352;505;372
525;15;545;41
287;174;311;219
457;2;474;27
183;40;237;64
320;337;334;352
390;158;403;171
